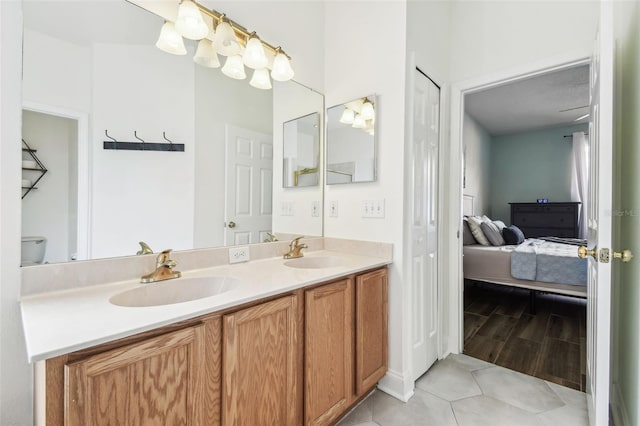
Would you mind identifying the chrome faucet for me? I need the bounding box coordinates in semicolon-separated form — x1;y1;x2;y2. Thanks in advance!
141;249;181;283
283;236;307;259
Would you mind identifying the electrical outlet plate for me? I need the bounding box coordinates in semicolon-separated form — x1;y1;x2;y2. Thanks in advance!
228;246;250;264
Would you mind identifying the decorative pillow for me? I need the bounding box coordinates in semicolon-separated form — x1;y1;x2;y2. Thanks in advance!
481;221;506;246
493;220;507;230
467;216;490;246
503;225;525;245
462;218;477;245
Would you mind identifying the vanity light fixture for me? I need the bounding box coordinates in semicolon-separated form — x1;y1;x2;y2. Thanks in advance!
193;38;220;68
222;55;247;80
250;68;272;90
360;100;375;121
352;114;367;129
175;0;209;40
243;33;268;69
339;98;375;134
339;108;355;124
156;21;187;55
154;1;294;90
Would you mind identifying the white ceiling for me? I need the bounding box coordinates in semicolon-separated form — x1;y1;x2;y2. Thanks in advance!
465;65;590;136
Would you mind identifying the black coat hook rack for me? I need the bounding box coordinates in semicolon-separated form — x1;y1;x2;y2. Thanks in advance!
103;130;185;152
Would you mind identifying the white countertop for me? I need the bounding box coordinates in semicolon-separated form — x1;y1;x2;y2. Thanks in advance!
21;250;390;362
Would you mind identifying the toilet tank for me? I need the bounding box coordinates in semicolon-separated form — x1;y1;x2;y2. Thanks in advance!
21;236;47;266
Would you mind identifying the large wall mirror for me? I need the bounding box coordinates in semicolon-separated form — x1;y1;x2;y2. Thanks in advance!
20;0;324;265
326;95;377;184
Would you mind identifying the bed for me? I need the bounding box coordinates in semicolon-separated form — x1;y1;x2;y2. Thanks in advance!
463;240;587;311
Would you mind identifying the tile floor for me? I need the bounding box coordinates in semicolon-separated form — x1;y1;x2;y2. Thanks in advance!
337;354;588;426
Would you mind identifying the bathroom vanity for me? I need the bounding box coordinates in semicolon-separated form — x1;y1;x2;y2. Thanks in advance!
21;239;391;425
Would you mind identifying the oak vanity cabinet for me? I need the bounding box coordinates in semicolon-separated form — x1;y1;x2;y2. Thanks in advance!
43;314;222;426
222;294;302;426
305;268;388;426
304;278;354;425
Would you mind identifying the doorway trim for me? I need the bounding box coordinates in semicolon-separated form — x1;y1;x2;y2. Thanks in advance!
22;101;91;261
446;51;592;353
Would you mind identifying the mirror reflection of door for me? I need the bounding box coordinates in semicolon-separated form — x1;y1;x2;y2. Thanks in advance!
21;109;79;264
224;125;273;246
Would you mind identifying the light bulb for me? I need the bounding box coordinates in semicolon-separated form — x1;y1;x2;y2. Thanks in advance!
250;68;272;90
352;114;366;129
360;101;375;120
243;36;268;69
222;55;246;80
271;51;294;82
339;108;355;124
156;21;187;55
193;39;220;68
175;0;209;40
213;20;241;56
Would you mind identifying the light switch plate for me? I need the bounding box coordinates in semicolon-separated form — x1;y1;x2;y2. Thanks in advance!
228;246;250;264
281;201;294;216
361;199;385;218
311;201;320;217
329;200;339;217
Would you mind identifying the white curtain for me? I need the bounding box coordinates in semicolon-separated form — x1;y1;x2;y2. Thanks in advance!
570;131;588;238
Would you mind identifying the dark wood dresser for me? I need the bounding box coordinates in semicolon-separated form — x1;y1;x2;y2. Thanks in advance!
509;202;580;238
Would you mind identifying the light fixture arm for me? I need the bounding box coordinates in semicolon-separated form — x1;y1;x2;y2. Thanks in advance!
194;3;291;60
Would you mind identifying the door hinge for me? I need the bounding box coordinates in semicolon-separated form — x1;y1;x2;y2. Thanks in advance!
599;248;610;263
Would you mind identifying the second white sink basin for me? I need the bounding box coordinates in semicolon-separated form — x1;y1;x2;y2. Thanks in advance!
110;276;240;307
284;256;343;269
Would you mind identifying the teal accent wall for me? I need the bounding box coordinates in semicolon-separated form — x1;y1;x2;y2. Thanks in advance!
489;123;588;223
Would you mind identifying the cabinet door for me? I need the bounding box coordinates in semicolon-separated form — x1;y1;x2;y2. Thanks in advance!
355;268;388;396
65;324;206;426
305;278;353;426
222;295;300;426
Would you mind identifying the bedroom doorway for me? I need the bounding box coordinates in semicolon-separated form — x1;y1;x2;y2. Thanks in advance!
459;63;591;393
451;5;617;423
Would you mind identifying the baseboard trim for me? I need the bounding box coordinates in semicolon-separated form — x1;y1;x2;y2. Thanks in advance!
610;382;630;426
377;369;414;402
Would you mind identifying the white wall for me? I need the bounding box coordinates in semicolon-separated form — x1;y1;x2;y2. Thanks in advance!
462;113;491;216
324;0;409;399
91;43;195;258
22;29;92;113
22;110;77;263
449;1;600;82
0;2;33;424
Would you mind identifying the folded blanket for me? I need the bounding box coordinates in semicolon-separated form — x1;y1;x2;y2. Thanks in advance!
511;239;587;286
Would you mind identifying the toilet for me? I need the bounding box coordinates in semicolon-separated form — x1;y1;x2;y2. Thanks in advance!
21;236;47;266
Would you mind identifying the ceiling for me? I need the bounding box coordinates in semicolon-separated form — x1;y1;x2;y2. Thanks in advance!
465;65;590;136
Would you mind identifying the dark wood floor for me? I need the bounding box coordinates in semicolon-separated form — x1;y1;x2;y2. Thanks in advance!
463;281;586;391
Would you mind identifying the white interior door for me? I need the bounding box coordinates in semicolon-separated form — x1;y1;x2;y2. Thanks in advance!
224;125;273;246
410;69;440;381
585;4;614;425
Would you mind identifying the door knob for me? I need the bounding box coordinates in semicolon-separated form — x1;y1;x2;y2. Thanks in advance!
613;249;634;263
227;221;236;229
578;246;598;260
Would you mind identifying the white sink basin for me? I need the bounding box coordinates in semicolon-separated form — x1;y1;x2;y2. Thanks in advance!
110;276;240;307
284;256;343;269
